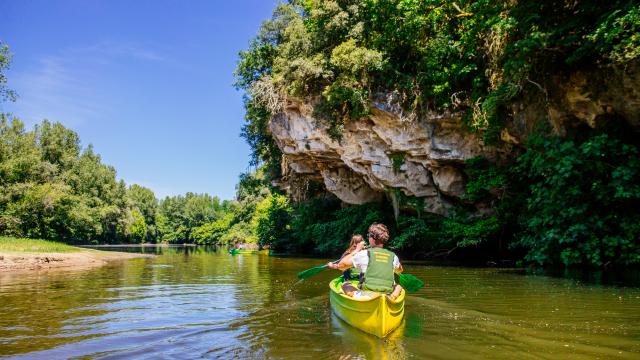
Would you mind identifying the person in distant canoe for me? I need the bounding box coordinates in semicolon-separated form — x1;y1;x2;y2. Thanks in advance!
340;234;365;282
328;223;404;300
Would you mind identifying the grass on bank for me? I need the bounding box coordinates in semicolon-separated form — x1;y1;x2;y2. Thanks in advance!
0;236;81;253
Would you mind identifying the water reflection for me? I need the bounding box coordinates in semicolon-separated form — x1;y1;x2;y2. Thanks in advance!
331;314;407;360
518;267;640;288
0;247;639;359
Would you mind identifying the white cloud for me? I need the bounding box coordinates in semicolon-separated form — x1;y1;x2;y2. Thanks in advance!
6;41;167;127
82;41;167;62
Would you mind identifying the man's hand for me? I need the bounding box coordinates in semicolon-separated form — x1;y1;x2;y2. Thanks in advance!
355;241;366;252
394;263;404;274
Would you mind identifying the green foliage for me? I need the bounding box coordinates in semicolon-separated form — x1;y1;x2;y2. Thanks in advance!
286;196;342;252
388;152;406;174
515;128;640;267
0;115;240;246
391;215;446;251
156;193;224;243
0;236;79;253
253;193;291;246
127;209;147;243
191;212;234;244
572;4;640;63
227;1;640;267
127;184;158;240
463;156;507;202
234;4;294;174
443;212;501;248
188;168;275;246
0;42;17;102
292;201;386;255
330;39;385;78
237;1;640;169
0;116;130;243
219;221;257;245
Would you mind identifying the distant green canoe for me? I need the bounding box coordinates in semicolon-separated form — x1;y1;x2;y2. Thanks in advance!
229;249;270;255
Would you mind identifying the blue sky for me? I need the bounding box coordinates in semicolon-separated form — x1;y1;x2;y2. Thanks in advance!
0;0;278;199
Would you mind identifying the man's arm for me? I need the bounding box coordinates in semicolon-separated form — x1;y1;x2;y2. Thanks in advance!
395;264;404;274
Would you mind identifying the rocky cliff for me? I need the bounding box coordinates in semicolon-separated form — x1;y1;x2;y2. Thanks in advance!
268;61;640;215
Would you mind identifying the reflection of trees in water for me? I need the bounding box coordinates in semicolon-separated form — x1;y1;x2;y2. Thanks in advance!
0;246;245;356
0;258;151;355
517;267;640;288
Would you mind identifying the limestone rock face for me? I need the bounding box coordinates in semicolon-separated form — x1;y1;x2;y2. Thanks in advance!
506;61;640;141
432;166;466;198
269;100;499;215
268;62;640;215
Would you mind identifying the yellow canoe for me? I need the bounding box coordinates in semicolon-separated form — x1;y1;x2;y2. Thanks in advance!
329;277;405;338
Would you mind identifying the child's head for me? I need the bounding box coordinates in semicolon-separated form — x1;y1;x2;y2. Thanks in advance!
345;234;364;254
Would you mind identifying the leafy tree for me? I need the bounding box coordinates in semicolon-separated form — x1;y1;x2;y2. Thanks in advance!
34;120;80;174
253;193;291;247
192;212;235;244
515;128;640;266
127;209;147;243
127;184;158;240
0;117;136;244
0;41;17;102
219;221;257;245
157;193;224;243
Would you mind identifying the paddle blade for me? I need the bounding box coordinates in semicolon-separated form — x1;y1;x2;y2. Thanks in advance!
399;273;424;292
296;265;328;279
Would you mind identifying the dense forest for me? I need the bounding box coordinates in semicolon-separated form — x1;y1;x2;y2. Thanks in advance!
0;112;288;246
0;114;231;244
0;42;257;245
233;0;640;267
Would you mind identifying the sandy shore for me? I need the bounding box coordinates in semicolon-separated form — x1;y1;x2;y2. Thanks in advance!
0;250;154;272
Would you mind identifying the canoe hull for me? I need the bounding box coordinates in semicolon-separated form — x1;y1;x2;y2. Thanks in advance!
329;278;405;338
230;249;270;255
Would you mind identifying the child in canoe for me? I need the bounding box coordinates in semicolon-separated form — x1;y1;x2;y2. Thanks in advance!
340;234;365;282
328;223;404;300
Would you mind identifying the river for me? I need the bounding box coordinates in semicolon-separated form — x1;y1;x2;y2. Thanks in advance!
1;246;639;359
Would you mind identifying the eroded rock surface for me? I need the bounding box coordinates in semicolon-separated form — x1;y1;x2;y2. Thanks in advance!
270;100;498;215
268;62;639;215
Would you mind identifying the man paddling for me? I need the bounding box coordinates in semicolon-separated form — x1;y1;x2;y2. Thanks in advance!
328;223;404;300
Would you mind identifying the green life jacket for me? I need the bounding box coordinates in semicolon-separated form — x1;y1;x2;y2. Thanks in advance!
351;266;361;277
341;266;361;281
363;248;395;293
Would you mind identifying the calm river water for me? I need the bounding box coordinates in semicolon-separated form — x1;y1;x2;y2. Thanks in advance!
1;246;639;359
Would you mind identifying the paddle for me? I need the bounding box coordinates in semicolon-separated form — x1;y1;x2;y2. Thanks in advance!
296;260;339;279
397;273;424;292
297;261;425;292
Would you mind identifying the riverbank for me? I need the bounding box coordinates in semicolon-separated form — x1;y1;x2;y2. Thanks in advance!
0;237;154;272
